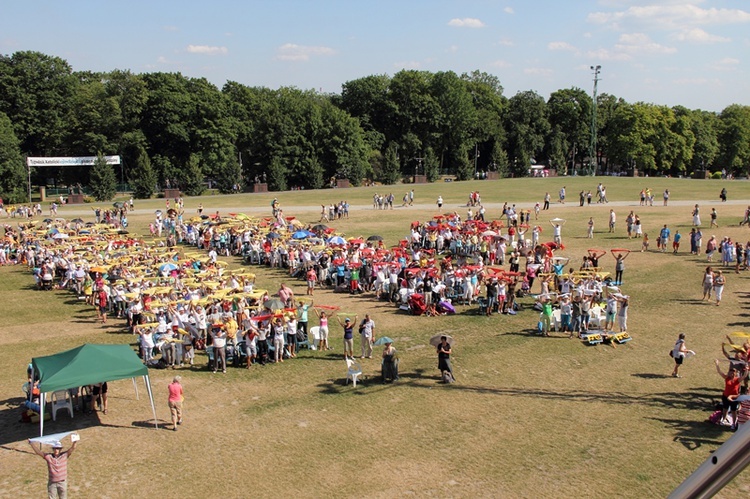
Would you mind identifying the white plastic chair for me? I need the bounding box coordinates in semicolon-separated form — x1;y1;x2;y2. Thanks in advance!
551;309;562;332
51;390;74;421
309;326;320;350
346;358;363;387
589;305;605;328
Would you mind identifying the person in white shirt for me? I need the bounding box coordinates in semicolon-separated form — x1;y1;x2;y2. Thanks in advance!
210;324;227;373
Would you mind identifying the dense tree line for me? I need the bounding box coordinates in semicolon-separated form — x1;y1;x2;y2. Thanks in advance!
0;50;748;202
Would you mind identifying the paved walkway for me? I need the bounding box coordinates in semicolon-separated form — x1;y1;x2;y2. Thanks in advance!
28;198;750;219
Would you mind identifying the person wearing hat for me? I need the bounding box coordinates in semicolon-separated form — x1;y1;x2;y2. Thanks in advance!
29;437;77;498
336;315;357;358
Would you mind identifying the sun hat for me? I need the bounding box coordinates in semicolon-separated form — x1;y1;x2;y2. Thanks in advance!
52;441;63;449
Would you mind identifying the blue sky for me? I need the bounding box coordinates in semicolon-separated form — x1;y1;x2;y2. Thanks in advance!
1;0;748;111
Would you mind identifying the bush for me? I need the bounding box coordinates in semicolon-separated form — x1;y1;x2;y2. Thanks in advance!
711;171;723;180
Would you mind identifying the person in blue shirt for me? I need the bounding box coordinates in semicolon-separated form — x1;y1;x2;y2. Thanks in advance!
659;225;671;252
673;231;682;253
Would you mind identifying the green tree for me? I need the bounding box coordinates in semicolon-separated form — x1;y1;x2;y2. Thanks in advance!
379;142;401;184
546;88;592;174
266;155;288;191
67;72;122;156
0;112;27;203
389;70;440;175
430;71;477;178
89;153;117;201
337;74;392;151
128;147;157;199
0;51;76;156
462;71;507;175
453;143;473;181
718;104;750;175
687;109;719;173
180;154;205;196
423;147;440;182
606;102;657;173
505;90;550;176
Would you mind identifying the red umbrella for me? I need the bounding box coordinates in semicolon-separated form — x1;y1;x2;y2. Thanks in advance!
349;238;364;245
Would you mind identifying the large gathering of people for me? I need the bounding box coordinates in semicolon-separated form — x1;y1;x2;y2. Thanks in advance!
6;183;750;437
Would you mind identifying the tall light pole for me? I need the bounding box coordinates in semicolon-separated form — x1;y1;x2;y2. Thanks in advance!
589;65;601;176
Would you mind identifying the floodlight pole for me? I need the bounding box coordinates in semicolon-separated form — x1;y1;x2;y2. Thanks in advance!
589;65;601;176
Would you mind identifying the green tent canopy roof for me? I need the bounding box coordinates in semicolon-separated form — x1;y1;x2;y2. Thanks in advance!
32;344;148;393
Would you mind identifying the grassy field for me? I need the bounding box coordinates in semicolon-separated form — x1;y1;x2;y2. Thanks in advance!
2;176;750;498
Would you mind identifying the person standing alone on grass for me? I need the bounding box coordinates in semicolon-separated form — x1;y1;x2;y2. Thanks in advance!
671;333;689;378
710;208;719;228
543;192;550;210
29;438;77;499
608;210;616;233
168;376;183;431
559;186;566;204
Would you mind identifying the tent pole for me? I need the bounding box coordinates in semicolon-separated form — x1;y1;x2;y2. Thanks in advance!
132;377;140;400
144;375;158;429
39;393;45;436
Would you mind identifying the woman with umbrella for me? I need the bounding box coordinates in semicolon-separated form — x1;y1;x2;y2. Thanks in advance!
377;337;398;383
432;335;455;383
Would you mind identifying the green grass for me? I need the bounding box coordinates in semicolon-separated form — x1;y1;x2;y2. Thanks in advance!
2;177;750;498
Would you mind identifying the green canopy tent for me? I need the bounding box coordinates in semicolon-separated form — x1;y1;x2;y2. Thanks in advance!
31;344;158;436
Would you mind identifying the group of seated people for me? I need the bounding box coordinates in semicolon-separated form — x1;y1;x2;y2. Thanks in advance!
24;373;109;418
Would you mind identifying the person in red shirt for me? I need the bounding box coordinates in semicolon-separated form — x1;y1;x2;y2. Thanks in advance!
97;288;108;324
29;438;77;498
715;359;749;427
168;376;184;431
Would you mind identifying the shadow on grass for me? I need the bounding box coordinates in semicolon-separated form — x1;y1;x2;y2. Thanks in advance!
672;298;706;305
648;417;729;450
632;373;673;379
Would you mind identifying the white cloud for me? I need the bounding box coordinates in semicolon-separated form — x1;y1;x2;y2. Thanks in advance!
496;38;515;47
524;67;553;76
587;4;750;31
504;7;514;14
489;60;511;69
710;57;740;71
163;26;178;32
447;45;459;54
186;45;228;55
276;43;335;61
673;28;729;43
615;32;676;54
448;18;486;28
586;48;632;61
548;41;577;51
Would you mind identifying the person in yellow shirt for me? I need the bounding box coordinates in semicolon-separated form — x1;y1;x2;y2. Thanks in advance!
223;313;238;348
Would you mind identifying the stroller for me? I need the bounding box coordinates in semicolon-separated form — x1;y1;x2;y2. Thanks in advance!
408;293;427;316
